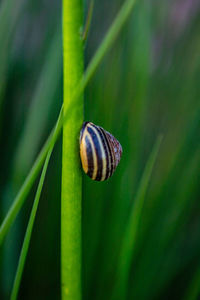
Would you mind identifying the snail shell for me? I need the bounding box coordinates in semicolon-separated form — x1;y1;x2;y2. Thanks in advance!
80;122;122;181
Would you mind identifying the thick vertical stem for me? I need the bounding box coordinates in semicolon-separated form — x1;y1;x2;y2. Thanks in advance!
61;1;83;300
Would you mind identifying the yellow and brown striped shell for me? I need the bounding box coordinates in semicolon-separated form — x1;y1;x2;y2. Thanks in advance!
80;122;122;181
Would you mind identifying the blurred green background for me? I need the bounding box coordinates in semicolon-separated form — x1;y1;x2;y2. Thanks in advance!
1;0;200;299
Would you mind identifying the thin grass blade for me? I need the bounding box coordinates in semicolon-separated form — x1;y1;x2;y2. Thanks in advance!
10;113;61;300
10;146;53;300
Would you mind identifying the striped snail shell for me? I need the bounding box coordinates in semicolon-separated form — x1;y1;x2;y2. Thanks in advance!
80;122;122;181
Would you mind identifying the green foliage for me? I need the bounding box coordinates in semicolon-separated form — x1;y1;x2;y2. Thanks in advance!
1;0;200;299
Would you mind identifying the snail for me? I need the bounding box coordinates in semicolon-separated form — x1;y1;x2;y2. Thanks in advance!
80;122;122;181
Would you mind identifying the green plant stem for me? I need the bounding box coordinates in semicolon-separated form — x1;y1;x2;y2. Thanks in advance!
0;0;137;246
10;141;55;300
61;1;84;299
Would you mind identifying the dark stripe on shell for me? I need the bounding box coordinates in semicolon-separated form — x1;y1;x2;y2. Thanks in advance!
98;126;112;180
87;126;103;181
85;135;94;178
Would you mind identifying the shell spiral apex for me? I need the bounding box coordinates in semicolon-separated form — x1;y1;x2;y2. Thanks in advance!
80;122;122;181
